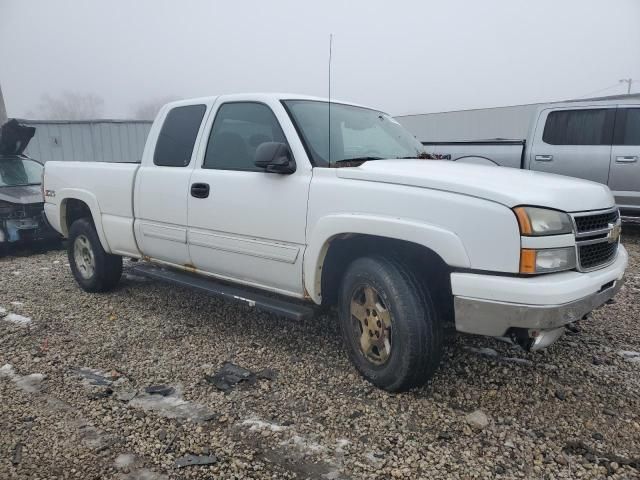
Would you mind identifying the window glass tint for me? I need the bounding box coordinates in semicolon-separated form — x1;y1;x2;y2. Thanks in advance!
203;103;287;171
614;108;640;145
153;104;206;166
0;158;43;187
542;109;613;145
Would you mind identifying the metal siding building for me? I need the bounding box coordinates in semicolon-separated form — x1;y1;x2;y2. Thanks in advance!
395;93;640;143
20;119;152;163
396;104;540;142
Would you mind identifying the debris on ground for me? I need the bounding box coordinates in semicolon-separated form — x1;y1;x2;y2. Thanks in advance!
71;367;119;386
175;454;218;468
115;390;137;402
204;362;256;391
11;443;22;465
144;385;175;396
87;387;113;400
256;367;279;381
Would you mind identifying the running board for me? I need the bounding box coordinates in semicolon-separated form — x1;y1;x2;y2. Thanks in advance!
129;263;316;321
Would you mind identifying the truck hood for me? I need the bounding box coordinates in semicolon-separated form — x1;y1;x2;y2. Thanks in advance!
336;160;615;212
0;185;43;205
0;119;36;156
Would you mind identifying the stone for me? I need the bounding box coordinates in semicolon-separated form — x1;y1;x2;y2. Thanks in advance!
465;410;490;430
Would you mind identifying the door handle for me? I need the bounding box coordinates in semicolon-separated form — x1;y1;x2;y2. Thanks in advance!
535;155;553;162
190;182;210;198
615;155;638;163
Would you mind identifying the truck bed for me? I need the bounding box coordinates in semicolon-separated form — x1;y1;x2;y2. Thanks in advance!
422;140;525;169
43;161;141;257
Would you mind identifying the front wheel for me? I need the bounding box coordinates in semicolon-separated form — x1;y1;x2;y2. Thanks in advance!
68;218;122;292
338;256;443;392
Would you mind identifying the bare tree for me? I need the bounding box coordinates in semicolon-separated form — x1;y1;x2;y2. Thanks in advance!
130;96;176;120
31;92;105;120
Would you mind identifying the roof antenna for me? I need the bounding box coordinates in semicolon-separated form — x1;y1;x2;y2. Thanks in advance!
328;33;333;167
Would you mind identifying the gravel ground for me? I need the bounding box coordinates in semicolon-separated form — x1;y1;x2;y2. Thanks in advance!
1;232;639;480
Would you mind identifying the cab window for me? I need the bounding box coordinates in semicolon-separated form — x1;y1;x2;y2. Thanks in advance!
154;104;206;167
542;109;614;145
203;102;288;171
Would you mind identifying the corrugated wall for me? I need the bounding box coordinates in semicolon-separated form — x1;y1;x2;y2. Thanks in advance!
396;104;541;142
21;120;152;163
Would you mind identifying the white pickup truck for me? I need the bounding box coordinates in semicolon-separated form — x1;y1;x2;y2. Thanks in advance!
43;93;628;391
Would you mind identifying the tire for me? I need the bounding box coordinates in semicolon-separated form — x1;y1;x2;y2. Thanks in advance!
338;256;443;392
67;218;122;292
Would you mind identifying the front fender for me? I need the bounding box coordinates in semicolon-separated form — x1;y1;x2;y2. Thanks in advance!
57;189;111;252
303;213;470;303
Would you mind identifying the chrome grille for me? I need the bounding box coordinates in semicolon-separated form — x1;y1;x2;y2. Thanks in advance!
571;208;620;272
574;209;619;234
578;242;618;270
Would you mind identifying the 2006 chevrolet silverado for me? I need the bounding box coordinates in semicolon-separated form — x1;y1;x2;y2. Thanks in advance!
42;94;628;391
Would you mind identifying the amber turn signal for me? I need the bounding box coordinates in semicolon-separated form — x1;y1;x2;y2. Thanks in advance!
514;207;533;235
520;249;537;274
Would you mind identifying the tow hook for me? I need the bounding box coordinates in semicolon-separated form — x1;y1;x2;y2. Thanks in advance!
508;327;564;352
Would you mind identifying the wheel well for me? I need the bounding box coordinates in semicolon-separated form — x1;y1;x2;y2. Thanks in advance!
319;234;454;324
62;198;93;235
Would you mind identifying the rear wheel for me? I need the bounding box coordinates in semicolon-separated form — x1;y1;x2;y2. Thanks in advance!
67;218;122;292
338;256;443;392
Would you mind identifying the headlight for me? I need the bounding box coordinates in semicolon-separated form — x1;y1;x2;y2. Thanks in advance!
514;207;573;236
520;247;577;274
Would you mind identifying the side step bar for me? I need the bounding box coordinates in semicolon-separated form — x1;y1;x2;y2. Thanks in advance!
129;263;317;321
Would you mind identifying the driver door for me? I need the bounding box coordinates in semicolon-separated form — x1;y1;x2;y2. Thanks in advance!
187;100;312;297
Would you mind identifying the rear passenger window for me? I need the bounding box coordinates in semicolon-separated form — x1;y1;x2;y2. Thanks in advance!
542;109;614;145
203;102;287;171
153;104;206;167
614;108;640;145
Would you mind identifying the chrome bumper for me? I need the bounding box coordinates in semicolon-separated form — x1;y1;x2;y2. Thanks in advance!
454;277;624;338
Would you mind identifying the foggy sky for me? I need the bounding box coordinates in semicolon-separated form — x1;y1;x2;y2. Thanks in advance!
1;0;639;119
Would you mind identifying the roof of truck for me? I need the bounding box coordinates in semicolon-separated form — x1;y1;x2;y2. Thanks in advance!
164;93;370;110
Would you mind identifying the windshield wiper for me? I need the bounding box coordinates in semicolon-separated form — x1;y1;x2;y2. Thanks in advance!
396;153;432;159
332;156;384;165
0;182;41;187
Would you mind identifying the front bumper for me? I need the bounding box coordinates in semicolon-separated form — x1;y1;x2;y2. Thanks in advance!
452;245;628;337
0;211;59;245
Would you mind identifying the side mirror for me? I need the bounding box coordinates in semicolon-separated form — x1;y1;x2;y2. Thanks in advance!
254;142;296;174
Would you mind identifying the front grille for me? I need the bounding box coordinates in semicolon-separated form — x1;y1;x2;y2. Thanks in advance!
574;210;619;233
578;241;618;270
571;208;620;271
0;203;43;220
23;203;44;217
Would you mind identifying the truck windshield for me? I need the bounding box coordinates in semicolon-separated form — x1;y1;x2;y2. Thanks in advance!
282;100;426;167
0;158;43;187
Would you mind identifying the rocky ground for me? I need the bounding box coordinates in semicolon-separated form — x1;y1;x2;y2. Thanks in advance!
1;231;639;480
